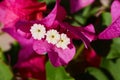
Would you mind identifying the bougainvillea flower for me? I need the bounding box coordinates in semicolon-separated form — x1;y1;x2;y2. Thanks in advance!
3;25;46;80
0;0;46;59
0;0;46;25
0;0;47;79
70;0;95;13
83;48;101;67
6;0;46;20
15;54;46;80
98;0;120;39
14;0;95;67
0;0;47;62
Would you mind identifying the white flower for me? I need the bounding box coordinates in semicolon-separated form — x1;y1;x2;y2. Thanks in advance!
56;33;70;49
46;29;60;44
30;24;46;40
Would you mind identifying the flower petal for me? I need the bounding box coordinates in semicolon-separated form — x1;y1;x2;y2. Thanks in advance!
3;27;35;62
3;26;33;46
40;0;58;28
40;0;66;28
15;54;46;80
48;43;75;67
80;24;96;42
70;0;94;13
98;17;120;39
83;48;101;67
111;0;120;22
15;0;62;33
56;5;66;21
0;1;18;25
0;1;7;23
6;0;46;20
98;0;120;39
3;24;46;80
61;23;95;48
17;40;34;63
15;20;34;33
33;40;51;55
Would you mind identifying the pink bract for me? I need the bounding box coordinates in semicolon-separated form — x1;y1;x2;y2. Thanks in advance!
1;0;95;67
99;0;120;39
15;54;46;80
0;0;47;79
0;0;46;61
15;0;95;67
14;0;95;66
70;0;95;13
83;48;101;67
0;0;46;25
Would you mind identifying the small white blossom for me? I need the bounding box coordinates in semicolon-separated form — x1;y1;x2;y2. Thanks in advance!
30;24;46;40
56;33;70;49
46;29;60;44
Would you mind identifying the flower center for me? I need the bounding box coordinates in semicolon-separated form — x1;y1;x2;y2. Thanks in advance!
51;35;55;38
60;39;64;42
38;29;41;32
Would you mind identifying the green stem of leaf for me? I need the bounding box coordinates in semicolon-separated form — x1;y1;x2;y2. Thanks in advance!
74;43;84;60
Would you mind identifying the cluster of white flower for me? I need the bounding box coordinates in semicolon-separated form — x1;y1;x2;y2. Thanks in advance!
30;24;70;49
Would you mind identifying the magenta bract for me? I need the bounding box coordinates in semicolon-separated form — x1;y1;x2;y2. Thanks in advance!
1;0;95;67
70;0;95;13
99;0;120;39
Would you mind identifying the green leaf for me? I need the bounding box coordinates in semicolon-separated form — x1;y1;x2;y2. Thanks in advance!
72;14;86;26
0;49;5;61
87;67;109;80
45;0;55;5
107;38;120;59
102;12;112;26
90;7;100;15
101;58;120;80
71;6;92;26
82;6;91;17
38;0;45;2
46;61;74;80
71;6;99;26
0;60;13;80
